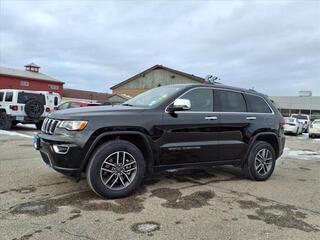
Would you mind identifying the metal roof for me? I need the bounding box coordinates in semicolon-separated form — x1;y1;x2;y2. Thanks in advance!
0;66;64;83
110;65;206;90
63;88;111;101
270;96;320;110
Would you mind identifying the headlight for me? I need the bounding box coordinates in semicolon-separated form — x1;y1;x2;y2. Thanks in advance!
59;120;88;131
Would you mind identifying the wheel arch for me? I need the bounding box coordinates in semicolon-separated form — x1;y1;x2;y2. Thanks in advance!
80;130;154;175
242;132;280;166
0;108;8;114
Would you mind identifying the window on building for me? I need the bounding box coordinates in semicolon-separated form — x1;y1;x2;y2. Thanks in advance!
20;81;30;87
0;92;3;101
180;88;214;112
245;94;272;113
214;90;246;112
48;84;59;90
280;109;290;117
301;109;311;115
5;92;13;102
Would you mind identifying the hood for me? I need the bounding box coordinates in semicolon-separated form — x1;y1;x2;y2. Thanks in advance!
48;105;146;120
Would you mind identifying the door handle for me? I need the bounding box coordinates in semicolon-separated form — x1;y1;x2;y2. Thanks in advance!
205;116;218;120
246;116;256;120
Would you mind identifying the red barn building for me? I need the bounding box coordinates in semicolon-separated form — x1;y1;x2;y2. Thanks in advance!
0;63;64;96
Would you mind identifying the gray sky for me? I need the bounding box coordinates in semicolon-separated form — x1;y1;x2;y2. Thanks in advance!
1;0;319;95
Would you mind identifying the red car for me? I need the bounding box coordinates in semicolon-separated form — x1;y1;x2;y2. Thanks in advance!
55;101;101;111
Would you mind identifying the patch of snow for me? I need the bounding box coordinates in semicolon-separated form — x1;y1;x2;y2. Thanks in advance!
0;130;33;138
313;139;320;143
17;123;36;129
282;148;320;161
134;223;160;233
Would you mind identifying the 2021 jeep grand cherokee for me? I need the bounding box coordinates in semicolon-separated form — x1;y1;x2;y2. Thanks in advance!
34;84;285;198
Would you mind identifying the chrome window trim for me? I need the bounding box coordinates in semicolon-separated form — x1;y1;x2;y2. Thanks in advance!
164;86;274;115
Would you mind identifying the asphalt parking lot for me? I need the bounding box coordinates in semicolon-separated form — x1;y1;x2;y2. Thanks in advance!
0;125;319;240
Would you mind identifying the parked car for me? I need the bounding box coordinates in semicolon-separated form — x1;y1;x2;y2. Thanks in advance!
0;89;60;130
309;119;320;138
34;84;285;198
291;114;311;133
283;117;303;135
56;101;101;111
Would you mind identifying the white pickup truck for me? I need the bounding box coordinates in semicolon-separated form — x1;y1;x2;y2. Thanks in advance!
291;114;311;133
0;89;61;130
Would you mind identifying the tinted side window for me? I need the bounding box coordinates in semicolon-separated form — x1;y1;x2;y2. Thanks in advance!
17;93;45;105
180;88;213;112
214;90;246;112
245;94;272;113
5;92;13;102
58;102;70;110
54;97;58;106
0;92;3;101
69;102;81;108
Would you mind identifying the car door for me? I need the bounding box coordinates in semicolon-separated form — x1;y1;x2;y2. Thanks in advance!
159;87;220;165
214;89;249;161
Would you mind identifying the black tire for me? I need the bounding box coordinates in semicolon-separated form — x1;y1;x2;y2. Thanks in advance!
86;140;145;198
242;141;276;181
25;100;44;119
35;121;43;130
294;129;299;136
0;112;12;130
309;134;314;138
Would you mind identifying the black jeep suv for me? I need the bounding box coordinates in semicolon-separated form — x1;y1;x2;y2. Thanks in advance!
34;84;285;198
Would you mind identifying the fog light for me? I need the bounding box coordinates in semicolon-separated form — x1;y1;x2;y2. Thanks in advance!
52;145;69;154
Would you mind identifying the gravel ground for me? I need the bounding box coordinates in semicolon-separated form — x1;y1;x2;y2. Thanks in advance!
0;127;319;240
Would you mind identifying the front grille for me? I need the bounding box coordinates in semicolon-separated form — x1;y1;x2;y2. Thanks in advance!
41;118;61;134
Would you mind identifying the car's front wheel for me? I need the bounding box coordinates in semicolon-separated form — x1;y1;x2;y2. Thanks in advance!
0;112;12;130
242;141;276;181
86;140;145;198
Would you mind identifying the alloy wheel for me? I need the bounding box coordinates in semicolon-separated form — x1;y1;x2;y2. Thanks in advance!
100;151;137;190
255;148;273;175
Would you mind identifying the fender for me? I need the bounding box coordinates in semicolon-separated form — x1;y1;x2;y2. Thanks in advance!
80;130;154;173
241;131;280;165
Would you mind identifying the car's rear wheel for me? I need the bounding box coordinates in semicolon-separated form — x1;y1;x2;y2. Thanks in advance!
86;140;145;198
242;141;276;181
0;112;12;130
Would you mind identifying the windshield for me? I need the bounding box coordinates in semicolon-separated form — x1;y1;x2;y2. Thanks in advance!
123;85;183;108
313;119;320;124
292;114;308;120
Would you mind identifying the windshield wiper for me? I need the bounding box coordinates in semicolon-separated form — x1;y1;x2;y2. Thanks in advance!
122;103;133;107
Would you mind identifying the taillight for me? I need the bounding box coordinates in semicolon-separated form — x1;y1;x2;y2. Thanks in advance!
304;121;307;124
46;107;51;112
280;118;286;126
10;105;18;111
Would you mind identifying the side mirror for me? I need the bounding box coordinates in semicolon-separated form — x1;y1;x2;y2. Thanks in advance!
169;98;191;112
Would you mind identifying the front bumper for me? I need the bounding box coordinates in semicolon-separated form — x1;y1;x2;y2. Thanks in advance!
34;134;85;180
